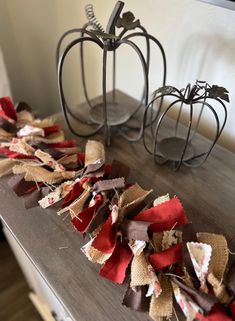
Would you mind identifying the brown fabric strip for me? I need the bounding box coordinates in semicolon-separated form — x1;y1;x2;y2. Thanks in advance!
8;173;36;196
126;201;147;220
182;266;194;289
122;285;150;312
152;232;163;252
173;296;188;320
121;219;150;241
108;160;130;180
93;178;125;193
24;186;50;209
42;148;65;160
31;142;48;150
15;101;32;112
0;128;14;140
0;118;17;134
171;276;218;313
86;203;110;234
83;162;104;177
32;143;64;159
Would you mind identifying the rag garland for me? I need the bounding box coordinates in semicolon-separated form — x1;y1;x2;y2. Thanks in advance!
1;96;235;321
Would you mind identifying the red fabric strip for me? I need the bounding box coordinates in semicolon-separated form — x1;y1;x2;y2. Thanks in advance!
99;241;133;284
134;197;188;232
0;110;11;122
92;215;117;254
8;152;35;159
77;152;85;165
104;164;112;177
62;182;83;208
48;139;77;148
71;195;103;233
44;124;61;136
72;207;95;233
24;182;44;195
196;305;232;321
0;97;17;122
149;242;183;272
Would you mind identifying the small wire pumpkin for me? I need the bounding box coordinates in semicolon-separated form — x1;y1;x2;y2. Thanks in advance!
143;81;229;170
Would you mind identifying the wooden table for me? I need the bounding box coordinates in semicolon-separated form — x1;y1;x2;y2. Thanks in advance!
1;95;235;321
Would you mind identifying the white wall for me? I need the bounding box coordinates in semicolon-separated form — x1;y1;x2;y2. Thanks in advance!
0;0;235;151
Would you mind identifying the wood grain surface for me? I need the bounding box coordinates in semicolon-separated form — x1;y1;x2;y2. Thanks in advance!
1;92;235;321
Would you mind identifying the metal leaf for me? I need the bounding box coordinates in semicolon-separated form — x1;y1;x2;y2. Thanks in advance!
153;86;177;96
206;85;230;103
122;12;135;23
116;11;140;30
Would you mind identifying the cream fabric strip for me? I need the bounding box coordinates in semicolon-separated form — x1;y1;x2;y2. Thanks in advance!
207;273;230;304
153;194;170;207
56;147;80;155
9;138;35;155
149;274;172;321
172;282;200;321
197;232;228;282
162;230;182;251
130;251;151;288
81;238;112;264
0;158;18;177
118;183;153;221
58;154;78;165
39;181;74;208
85;140;105;166
17;110;34;126
17;125;45;137
25;131;64;144
35;149;65;172
12;164;76;184
31;117;54;128
187;242;212;293
197;232;230;303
